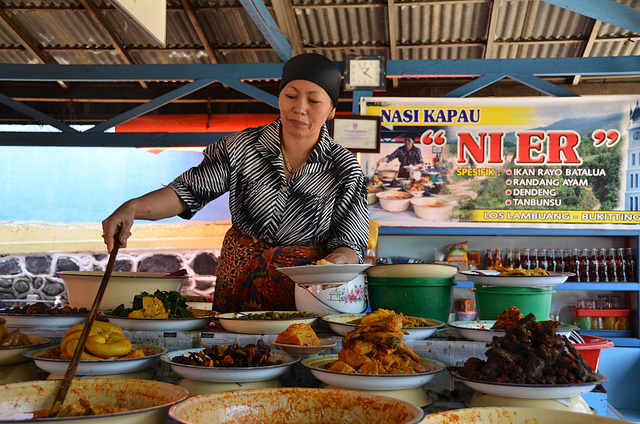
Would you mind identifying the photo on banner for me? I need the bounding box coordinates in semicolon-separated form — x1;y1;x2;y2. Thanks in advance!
360;95;640;229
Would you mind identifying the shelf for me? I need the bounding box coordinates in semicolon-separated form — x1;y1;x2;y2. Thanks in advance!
453;281;640;291
379;226;640;237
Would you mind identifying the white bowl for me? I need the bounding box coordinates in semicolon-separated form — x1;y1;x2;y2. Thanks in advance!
420;407;625;424
59;271;187;311
216;312;321;334
382;184;402;191
0;378;188;424
410;197;452;221
376;191;414;212
169;387;425;424
377;170;398;179
295;274;367;314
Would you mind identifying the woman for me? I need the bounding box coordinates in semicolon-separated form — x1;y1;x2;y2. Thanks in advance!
376;133;424;178
102;53;369;313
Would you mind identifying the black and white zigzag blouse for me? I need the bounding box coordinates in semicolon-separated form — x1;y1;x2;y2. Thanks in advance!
168;118;369;261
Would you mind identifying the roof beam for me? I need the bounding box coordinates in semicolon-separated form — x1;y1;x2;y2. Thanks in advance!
572;20;602;85
87;78;217;132
180;0;218;64
387;0;399;89
270;0;304;56
484;0;501;59
541;0;640;34
239;0;292;61
0;92;77;132
0;131;232;147
0;57;637;82
0;7;69;90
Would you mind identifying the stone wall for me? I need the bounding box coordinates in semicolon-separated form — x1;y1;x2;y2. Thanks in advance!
0;248;221;308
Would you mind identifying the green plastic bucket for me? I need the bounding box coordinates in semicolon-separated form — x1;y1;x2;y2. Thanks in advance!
366;276;456;322
474;285;555;320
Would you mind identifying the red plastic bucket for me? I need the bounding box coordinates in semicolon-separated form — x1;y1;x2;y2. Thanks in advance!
573;335;614;372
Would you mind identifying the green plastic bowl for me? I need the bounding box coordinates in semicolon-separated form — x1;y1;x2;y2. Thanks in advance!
474;285;555;320
366;276;456;322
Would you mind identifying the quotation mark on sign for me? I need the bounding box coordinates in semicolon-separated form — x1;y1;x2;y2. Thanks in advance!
420;129;447;145
592;129;620;147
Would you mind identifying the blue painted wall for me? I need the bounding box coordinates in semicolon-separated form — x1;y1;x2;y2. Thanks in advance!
0;146;230;223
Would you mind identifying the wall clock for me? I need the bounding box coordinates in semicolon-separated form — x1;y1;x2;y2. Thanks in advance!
344;55;386;91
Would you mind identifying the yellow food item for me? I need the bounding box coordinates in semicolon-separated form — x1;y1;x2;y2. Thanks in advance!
127;296;170;319
330;311;433;375
48;321;135;360
495;266;551;276
313;258;334;265
276;323;320;346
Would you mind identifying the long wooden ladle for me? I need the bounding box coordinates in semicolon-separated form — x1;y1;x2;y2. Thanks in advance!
47;235;121;417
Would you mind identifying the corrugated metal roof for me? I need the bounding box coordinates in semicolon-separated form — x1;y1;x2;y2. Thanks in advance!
0;0;638;123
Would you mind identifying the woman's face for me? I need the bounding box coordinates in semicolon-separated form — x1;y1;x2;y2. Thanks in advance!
279;80;336;143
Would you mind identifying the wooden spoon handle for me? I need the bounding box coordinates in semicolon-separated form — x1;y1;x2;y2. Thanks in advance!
48;236;121;417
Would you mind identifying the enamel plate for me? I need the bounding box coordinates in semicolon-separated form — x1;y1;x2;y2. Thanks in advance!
216;311;321;335
301;354;445;390
321;313;445;340
24;345;166;376
276;264;371;286
459;270;573;288
448;320;577;343
449;369;607;399
161;348;299;383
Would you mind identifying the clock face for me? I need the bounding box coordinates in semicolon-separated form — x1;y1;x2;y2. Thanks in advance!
346;57;386;90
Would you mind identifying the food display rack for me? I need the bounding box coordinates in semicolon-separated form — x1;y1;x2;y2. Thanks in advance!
377;226;640;348
13;325;610;417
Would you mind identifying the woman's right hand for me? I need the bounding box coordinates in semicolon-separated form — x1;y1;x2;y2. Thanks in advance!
101;201;136;253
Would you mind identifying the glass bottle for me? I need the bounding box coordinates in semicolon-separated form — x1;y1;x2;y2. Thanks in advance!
554;249;564;273
578;248;589;282
589;248;599;282
597;248;607;283
538;248;548;270
531;248;539;270
607;248;617;282
513;250;522;269
616;247;626;282
548;249;557;272
485;249;493;270
494;248;502;269
624;247;635;283
568;249;579;282
503;250;514;268
521;248;531;270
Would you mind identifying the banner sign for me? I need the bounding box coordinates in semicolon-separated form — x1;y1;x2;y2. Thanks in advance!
360;95;640;228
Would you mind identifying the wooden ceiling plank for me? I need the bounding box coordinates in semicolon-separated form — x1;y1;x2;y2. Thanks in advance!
0;7;69;89
387;0;399;89
572;20;602;85
180;0;219;64
270;0;304;56
483;0;501;59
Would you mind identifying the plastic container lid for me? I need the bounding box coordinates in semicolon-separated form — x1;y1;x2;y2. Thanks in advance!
367;276;456;286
